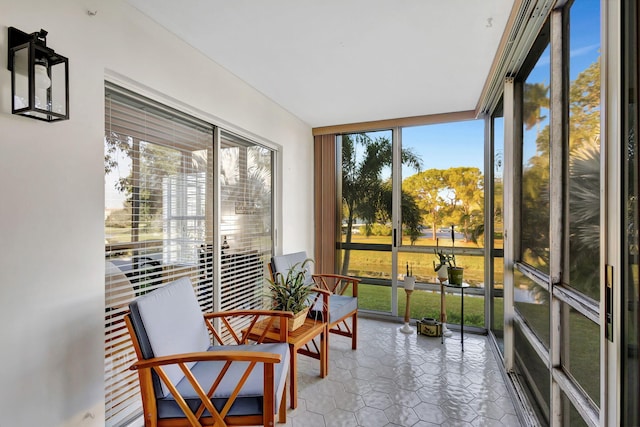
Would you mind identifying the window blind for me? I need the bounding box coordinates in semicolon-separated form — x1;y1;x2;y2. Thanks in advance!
104;84;276;424
104;83;214;426
218;130;274;316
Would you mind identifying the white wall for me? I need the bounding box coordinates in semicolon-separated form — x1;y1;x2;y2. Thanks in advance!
0;1;314;425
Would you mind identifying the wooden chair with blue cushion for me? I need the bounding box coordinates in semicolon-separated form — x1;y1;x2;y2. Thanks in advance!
124;276;292;427
270;252;360;350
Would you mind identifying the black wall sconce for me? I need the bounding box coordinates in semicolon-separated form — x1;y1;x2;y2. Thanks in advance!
7;27;69;122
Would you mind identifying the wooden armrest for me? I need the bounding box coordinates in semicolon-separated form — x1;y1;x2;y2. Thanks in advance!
310;287;332;296
312;274;360;296
130;350;282;371
308;287;330;319
204;309;294;320
204;310;294;344
315;274;361;283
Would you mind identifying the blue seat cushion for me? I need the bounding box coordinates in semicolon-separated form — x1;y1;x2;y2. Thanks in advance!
156;343;290;419
308;293;357;325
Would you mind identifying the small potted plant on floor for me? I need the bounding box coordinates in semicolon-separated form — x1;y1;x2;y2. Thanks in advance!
267;258;314;331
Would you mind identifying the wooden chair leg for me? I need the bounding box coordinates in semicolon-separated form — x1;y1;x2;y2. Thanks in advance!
320;327;328;378
279;378;287;424
352;312;358;350
289;344;298;409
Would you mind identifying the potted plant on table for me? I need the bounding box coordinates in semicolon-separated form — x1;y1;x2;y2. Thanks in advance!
267;259;314;331
433;226;464;285
433;239;454;283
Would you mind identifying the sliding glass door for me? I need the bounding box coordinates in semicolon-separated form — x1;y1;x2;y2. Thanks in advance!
104;86;276;426
337;122;486;323
338;130;395;314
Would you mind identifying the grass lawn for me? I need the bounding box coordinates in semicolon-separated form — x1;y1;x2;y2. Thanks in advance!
344;234;504;288
358;283;492;327
516;302;600;406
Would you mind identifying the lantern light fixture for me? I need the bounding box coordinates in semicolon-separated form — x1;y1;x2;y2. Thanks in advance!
7;27;69;122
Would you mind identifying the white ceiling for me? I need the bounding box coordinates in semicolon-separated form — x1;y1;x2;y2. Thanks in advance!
126;0;514;128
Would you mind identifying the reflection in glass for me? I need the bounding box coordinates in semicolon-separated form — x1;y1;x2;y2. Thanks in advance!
567;0;601;301
521;44;551;273
622;0;639;423
563;304;600;406
562;391;589;427
514;269;550;347
515;322;550;425
493;114;505;350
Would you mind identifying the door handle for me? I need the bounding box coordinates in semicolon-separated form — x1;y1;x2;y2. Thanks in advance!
605;264;613;342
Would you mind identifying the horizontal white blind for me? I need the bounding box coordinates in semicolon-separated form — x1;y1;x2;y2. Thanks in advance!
218;131;273;318
104;83;214;426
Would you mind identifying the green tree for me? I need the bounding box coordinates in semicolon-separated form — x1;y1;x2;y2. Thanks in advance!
341;133;421;274
567;59;601;298
403;169;447;239
379;178;424;245
105;134;188;239
442;167;484;242
523;82;550;131
520;57;601;296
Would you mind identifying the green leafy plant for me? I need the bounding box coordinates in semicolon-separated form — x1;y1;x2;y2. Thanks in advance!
267;259;314;314
433;235;456;272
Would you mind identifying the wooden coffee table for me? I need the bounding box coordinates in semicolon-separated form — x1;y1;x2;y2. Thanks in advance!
245;317;327;409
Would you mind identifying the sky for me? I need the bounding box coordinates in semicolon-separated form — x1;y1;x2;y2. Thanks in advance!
523;0;601;161
401;120;485;178
396;0;601;179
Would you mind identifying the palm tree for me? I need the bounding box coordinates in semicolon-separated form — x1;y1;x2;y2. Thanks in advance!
341;133;422;275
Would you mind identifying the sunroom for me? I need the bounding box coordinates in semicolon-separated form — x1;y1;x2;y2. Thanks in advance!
1;0;637;426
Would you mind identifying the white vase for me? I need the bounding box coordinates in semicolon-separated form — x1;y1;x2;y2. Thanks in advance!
437;265;448;281
404;276;415;290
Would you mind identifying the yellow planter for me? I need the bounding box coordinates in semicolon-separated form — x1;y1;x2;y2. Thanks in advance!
274;308;309;332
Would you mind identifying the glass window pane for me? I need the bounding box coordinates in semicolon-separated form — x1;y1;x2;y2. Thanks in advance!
340;131;393;246
623;0;640;424
397;252;485;328
400;121;484;247
567;0;601;301
515;322;550;425
562;303;600;406
339;248;392;313
339;130;393;313
521;44;551;273
514;269;550;347
561;391;590;426
493;114;505;350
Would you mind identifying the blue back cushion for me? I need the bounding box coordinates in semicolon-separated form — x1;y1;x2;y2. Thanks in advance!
271;251;313;287
129;277;210;397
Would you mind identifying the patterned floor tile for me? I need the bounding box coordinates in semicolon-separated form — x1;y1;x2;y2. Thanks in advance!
285;317;523;427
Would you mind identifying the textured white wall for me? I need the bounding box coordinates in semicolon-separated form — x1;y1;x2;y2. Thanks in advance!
0;1;313;425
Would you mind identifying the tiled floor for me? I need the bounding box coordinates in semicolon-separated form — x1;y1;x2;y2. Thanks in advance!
283;317;522;427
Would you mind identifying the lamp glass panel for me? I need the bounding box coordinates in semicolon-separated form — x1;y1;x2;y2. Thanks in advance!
50;62;67;116
11;46;29;111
